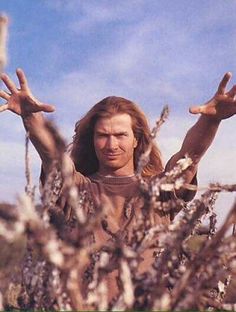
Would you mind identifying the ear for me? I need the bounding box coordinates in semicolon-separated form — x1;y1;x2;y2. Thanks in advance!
134;137;138;148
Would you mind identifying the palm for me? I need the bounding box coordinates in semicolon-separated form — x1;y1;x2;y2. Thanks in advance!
0;69;54;115
6;91;43;115
189;72;236;120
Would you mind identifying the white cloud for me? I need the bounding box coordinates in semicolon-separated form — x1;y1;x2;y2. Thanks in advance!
29;0;236;126
48;0;144;28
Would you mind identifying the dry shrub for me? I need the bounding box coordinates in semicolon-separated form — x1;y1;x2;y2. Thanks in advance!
0;111;236;311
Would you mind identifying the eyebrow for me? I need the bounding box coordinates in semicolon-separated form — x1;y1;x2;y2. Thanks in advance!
95;130;129;136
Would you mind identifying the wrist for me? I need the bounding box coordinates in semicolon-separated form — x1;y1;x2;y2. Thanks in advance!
200;114;222;125
21;111;43;121
22;112;45;131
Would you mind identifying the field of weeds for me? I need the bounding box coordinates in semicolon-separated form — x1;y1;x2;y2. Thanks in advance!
0;117;236;311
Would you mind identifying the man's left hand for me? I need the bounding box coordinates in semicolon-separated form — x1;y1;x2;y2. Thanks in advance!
189;72;236;120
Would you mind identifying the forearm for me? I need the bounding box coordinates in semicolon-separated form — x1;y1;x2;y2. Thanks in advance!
166;115;220;199
22;112;57;171
178;115;221;163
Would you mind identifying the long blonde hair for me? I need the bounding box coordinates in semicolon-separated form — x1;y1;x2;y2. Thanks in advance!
70;96;163;177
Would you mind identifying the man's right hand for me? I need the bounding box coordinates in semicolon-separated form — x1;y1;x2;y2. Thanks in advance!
0;68;55;116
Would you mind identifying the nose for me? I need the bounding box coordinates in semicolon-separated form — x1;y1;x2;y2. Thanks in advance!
105;135;118;150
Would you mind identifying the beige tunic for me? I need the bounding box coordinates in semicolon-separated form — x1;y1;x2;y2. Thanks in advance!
65;171;172;303
42;166;196;305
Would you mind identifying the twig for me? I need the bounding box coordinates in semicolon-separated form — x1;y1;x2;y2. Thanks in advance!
0;13;8;73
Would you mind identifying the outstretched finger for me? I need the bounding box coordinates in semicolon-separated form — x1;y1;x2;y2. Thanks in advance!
0;90;10;101
217;72;232;95
16;68;30;91
0;104;9;112
40;103;55;113
0;73;18;94
226;85;236;99
189;105;205;114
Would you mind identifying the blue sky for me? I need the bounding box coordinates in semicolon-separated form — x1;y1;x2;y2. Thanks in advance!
0;1;235;223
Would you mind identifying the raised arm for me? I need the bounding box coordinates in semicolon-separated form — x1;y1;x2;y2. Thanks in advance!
166;72;236;198
0;68;57;173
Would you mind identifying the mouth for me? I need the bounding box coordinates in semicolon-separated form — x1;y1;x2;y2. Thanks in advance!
103;153;121;159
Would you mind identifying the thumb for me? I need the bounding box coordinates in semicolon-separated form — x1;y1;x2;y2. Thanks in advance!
40;103;55;113
189;105;205;115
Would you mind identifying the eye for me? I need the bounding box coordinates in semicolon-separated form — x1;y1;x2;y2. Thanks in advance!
117;133;128;137
96;133;107;138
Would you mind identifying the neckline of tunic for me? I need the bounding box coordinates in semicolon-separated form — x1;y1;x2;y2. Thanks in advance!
89;173;138;185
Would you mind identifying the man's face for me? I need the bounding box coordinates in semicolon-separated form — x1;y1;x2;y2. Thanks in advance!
94;113;137;176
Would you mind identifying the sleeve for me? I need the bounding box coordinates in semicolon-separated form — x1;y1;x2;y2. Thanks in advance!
39;158;90;221
163;159;198;203
157;167;198;221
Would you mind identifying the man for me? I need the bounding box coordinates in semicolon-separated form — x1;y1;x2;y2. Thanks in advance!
0;69;235;191
0;69;235;303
